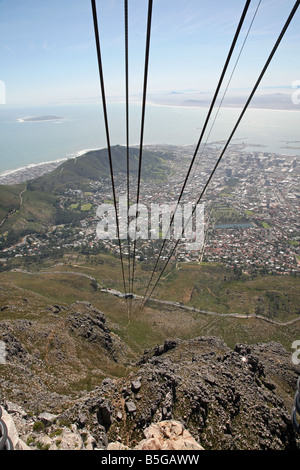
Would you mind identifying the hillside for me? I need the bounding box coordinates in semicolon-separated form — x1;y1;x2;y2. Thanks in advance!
0;145;299;450
0;243;300;449
0;283;299;450
0;184;26;225
27;145;175;194
0;146;175;245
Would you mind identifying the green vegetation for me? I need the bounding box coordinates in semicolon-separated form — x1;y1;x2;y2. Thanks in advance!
0;146;299;401
0;186;58;249
148;261;300;322
211;204;249;225
0;183;26;221
33;421;46;432
27;146;174;195
2;252;300;338
245;210;255;217
81;203;92;212
0;146;175;248
1;252;299;400
262;222;271;229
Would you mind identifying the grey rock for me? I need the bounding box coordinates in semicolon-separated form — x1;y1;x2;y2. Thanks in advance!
1;335;299;451
125;401;137;414
38;412;58;425
131;379;141;394
97;401;112;429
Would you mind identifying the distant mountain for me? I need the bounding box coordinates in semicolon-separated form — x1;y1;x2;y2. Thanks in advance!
149;91;296;110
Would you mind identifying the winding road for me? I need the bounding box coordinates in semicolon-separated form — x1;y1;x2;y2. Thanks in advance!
10;268;300;327
0;185;27;229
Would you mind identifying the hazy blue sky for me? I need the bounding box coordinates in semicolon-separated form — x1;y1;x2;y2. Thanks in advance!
0;0;299;106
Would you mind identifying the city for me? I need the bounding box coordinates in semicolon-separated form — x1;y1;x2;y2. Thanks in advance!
1;143;299;277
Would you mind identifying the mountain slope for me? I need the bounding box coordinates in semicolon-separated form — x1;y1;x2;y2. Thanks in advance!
0;184;26;224
28;145;174;194
1;332;299;450
0;146;175;244
0;255;299;450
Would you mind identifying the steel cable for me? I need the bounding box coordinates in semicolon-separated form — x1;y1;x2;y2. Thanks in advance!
139;0;252;305
189;0;262;183
140;0;300;311
124;0;133;317
130;0;153;297
91;0;128;302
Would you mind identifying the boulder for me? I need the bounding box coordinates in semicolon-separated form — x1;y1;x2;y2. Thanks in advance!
134;420;204;451
125;401;137;414
131;379;142;394
107;442;130;450
38;412;58;425
35;425;84;450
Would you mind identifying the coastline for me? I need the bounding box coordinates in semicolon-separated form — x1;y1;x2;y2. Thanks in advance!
0;158;69;185
0;140;299;186
0;147;102;185
1;103;299;185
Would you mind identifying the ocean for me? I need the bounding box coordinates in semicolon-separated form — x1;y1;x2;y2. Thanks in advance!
0;102;299;176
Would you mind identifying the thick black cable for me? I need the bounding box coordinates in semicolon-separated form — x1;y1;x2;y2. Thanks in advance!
124;0;132;314
130;0;153;295
91;0;128;299
140;0;300;311
140;0;252;304
189;0;262;182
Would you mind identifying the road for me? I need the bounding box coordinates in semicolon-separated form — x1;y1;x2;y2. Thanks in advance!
0;185;27;229
10;268;300;327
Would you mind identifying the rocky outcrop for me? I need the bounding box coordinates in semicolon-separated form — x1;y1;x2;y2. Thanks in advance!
67;301;116;361
2;336;299;451
134;421;204;450
0;302;132;412
0;324;32;366
108;420;204;450
107;336;299;451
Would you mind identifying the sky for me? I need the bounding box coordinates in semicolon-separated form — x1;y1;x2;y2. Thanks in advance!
0;0;299;107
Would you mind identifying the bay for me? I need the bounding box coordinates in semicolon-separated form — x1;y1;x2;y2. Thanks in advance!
0;102;299;176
